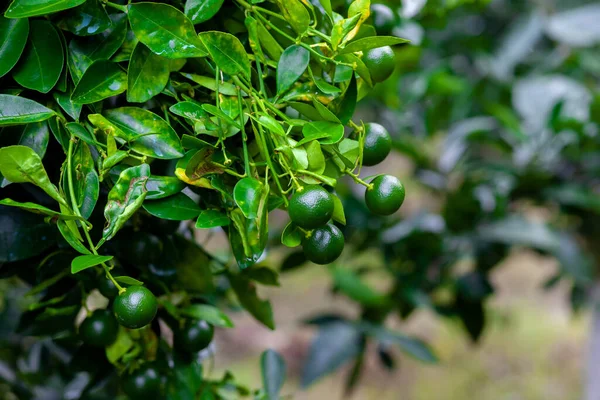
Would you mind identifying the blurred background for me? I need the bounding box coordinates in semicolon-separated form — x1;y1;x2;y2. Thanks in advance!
2;0;600;399
201;0;600;398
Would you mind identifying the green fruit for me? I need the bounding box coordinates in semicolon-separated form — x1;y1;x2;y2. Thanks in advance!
98;275;119;298
79;309;119;347
365;175;405;216
371;4;397;35
113;286;158;329
175;319;214;353
288;185;334;229
362;123;392;166
302;223;344;265
363;46;396;83
121;364;162;400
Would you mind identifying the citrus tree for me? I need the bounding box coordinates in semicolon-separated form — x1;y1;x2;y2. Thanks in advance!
0;0;411;398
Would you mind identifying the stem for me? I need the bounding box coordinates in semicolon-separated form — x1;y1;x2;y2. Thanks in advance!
67;137;124;294
104;1;127;12
237;87;251;177
345;169;373;189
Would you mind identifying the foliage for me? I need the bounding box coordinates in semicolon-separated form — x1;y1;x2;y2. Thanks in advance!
0;0;408;397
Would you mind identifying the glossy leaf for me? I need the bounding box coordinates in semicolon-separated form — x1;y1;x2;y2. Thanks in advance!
12;20;63;93
180;72;239;95
67;14;127;83
0;198;81;220
57;219;90;255
114;276;144;286
92;107;184;159
336;74;357;124
339;35;409;54
128;2;206;59
143;192;201;221
180;304;234;328
331;195;346;225
127;42;171;103
58;0;112;36
69;141;99;219
185;0;225;24
302;121;344;145
0;206;56;262
103;164;150;241
169;101;208;121
4;0;86;18
301;322;362;387
53;91;82;121
196;210;230;228
0;16;29;78
0;145;67;206
145;176;186;200
253;114;286;137
281;222;302;247
198;31;250;78
261;350;286;400
65;122;97;146
71;255;113;274
0;122;49;187
71;60;127;104
276;45;310;95
275;0;309;35
233;177;263;219
229;272;275;329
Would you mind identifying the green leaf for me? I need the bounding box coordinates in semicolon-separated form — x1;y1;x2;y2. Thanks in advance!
92;107;184;159
281;222;302;247
277;45;310;95
0;16;28;78
302;121;344;145
128;2;206;59
261;349;286;400
180;72;239;95
180;304;234;328
331;195;346;225
339;35;409;54
68;141;99;219
106;327;134;363
145;175;186;200
57;219;90;255
245;265;280;286
318;0;333;20
71;254;113;274
67;14;127;83
171;234;214;293
0;145;67;206
170;101;209;122
233;177;263;219
229;272;275;330
0;122;49;187
196;209;230;229
275;0;310;35
312;99;341;123
332;267;386;306
114;276;144;286
0;198;81;220
330;14;362;50
71;60;127;104
185;0;225;24
312;76;342;95
4;0;86;18
198;31;250;78
252;114;286;137
0;206;56;262
336;73;357;124
301;322;362;387
53;91;82;121
127;42;171;103
103;164;150;241
12;20;63;93
65;122;97;146
143;192;201;221
48;116;70;153
58;0;112;36
306;140;326;174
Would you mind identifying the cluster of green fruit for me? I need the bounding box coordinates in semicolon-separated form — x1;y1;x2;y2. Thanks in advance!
289;123;405;265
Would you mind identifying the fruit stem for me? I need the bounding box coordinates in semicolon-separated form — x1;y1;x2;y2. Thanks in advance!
345;169;373;190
